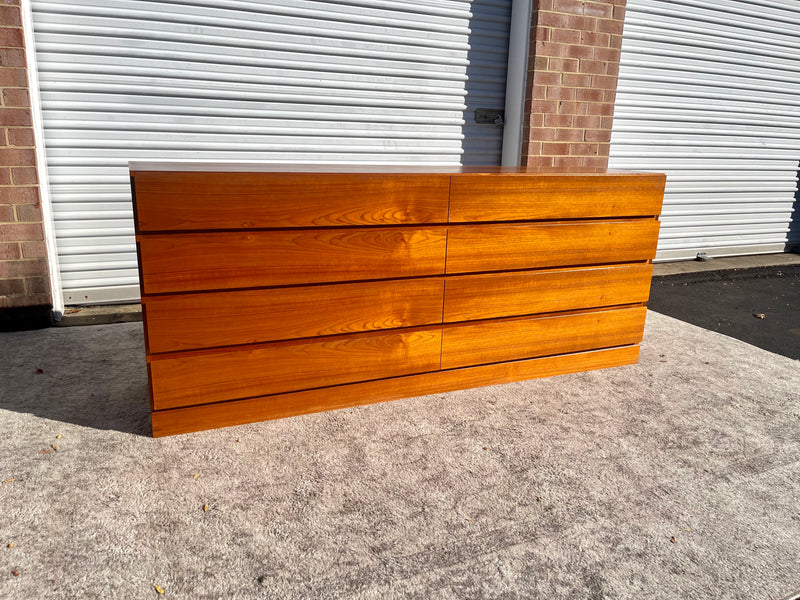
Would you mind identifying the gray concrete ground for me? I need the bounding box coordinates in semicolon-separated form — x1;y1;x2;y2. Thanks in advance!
1;311;799;599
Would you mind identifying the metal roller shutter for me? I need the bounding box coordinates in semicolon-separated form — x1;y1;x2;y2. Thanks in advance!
608;0;800;261
30;0;512;304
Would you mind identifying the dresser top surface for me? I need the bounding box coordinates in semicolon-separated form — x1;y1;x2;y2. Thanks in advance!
129;162;662;177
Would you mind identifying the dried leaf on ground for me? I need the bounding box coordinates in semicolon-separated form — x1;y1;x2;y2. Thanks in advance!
39;449;52;454
670;536;676;544
203;504;210;512
154;584;165;594
35;368;44;374
51;444;58;451
7;542;13;548
12;570;19;577
56;435;62;439
753;313;766;319
193;473;199;479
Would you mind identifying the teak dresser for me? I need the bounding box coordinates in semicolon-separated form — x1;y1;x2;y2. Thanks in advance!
130;163;665;437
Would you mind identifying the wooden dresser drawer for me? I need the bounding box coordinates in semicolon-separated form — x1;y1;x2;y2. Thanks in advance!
441;306;647;370
443;263;652;323
144;278;445;353
449;173;665;222
134;171;450;231
445;220;660;274
150;328;443;410
139;227;448;293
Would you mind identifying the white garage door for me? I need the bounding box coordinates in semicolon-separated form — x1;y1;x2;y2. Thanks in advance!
30;0;512;304
609;0;800;261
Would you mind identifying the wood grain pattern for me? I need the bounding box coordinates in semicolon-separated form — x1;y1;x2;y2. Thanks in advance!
139;227;447;294
444;263;653;322
150;345;640;436
449;173;665;222
144;278;445;353
133;172;450;230
445;220;660;274
149;328;443;410
441;306;646;370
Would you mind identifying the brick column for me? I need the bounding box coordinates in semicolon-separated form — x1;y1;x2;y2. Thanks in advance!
1;0;52;329
522;0;626;169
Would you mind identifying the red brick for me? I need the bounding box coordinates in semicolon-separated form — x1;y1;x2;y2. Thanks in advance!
550;28;582;45
581;31;611;47
542;142;571;155
0;48;25;67
10;166;36;184
528;127;557;141
576;87;604;102
597;142;611;155
552;156;584;169
569;142;598;155
552;0;585;15
557;100;580;115
594;46;620;62
525;155;554;168
583;156;609;168
585;129;612;142
531;84;548;100
579;59;607;75
528;113;544;128
613;5;626;20
530;99;559;114
0;203;13;221
0;221;42;242
609;34;623;49
586;102;614;116
523;141;542;157
584;2;614;18
538;0;554;10
0;277;25;296
591;74;617;90
0;26;22;47
24;276;50;295
0;67;26;87
7;127;34;146
0;257;47;277
562;73;593;87
14;202;41;222
603;88;617;102
0;241;18;259
544;113;574;127
538;11;572;29
547;57;579;72
535;71;561;86
566;44;594;60
0;108;31;127
3;87;29;107
601;116;614;129
0;0;22;6
536;41;572;58
20;239;45;258
574;115;603;129
0;6;21;26
0;147;35;166
606;61;619;77
533;55;549;71
0;186;39;204
546;86;575;100
554;128;583;142
596;18;624;35
565;15;597;32
0;167;9;184
535;26;550;42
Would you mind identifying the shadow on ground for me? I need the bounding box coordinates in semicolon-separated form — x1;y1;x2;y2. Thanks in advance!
0;322;151;435
649;265;800;360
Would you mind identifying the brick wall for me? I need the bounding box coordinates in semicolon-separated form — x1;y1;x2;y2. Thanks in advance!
0;0;51;327
523;0;626;169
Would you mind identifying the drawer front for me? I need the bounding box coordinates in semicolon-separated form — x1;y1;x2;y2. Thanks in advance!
133;172;450;231
441;306;646;370
139;227;447;294
443;263;652;323
448;173;665;222
150;328;443;410
445;220;660;274
144;278;445;353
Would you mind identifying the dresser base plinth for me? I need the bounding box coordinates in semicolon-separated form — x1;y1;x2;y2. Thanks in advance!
151;344;639;437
